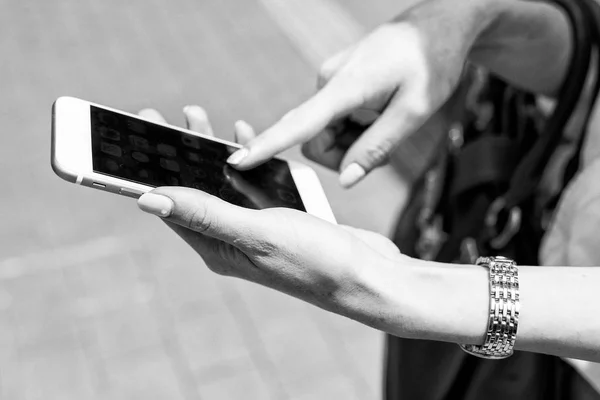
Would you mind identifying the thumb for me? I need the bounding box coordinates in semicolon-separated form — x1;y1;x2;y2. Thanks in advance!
137;187;265;245
338;97;429;188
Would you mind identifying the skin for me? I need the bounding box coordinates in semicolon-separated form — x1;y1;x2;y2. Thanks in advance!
137;0;600;363
225;0;571;187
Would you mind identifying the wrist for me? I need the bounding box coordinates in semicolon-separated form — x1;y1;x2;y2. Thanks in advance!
355;257;490;344
469;0;572;95
469;0;511;51
399;0;504;57
403;261;490;344
465;0;507;50
341;256;421;336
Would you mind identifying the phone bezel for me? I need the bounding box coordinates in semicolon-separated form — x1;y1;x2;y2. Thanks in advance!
51;96;336;223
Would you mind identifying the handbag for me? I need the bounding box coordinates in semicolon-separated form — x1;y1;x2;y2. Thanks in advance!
385;0;600;398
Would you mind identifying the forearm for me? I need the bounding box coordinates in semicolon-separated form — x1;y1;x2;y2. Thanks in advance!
470;0;572;96
363;260;600;362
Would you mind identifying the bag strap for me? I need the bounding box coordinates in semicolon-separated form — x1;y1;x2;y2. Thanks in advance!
560;0;600;187
502;0;600;211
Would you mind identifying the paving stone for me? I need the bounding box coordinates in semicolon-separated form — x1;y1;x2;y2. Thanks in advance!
303;305;382;398
173;302;250;374
0;0;414;398
0;310;18;375
2;270;78;347
152;262;225;314
87;304;162;359
2;333;95;400
344;332;385;398
198;366;273;400
103;347;185;400
289;372;365;400
226;279;312;337
260;319;339;388
195;351;260;387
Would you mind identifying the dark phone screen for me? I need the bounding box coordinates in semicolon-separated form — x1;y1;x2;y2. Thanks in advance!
91;106;305;211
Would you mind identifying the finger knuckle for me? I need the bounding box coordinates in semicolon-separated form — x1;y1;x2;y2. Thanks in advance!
187;203;213;233
234;236;277;260
363;139;395;166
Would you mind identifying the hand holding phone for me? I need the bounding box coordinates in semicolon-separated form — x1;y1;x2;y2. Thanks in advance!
51;97;336;223
125;105;404;333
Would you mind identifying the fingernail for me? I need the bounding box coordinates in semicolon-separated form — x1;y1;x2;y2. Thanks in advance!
227;148;248;165
137;193;173;217
339;163;366;188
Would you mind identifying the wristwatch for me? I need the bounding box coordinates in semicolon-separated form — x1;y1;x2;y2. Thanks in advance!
459;256;520;359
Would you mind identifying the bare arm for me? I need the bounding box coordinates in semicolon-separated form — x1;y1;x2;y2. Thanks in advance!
356;261;600;362
135;0;598;364
136;110;600;363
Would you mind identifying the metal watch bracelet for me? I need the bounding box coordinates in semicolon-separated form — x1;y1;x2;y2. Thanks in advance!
459;256;520;359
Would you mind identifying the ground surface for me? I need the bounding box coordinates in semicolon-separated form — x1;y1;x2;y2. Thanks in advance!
0;1;420;398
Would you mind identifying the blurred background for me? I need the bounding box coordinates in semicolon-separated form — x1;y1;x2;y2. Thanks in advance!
0;0;431;398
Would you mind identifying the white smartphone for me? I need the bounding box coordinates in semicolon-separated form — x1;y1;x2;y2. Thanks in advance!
51;96;336;223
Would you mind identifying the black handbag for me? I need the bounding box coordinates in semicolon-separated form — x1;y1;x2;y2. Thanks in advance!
385;0;600;399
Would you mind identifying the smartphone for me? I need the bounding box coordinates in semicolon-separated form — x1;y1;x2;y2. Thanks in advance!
51;96;336;223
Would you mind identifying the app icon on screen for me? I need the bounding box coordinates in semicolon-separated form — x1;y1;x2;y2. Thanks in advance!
157;143;177;157
128;119;147;134
132;151;150;163
104;158;120;172
99;126;121;141
101;142;122;157
98;112;118;125
182;136;201;150
138;169;152;179
202;144;223;159
186;151;211;164
129;135;150;151
160;158;180;172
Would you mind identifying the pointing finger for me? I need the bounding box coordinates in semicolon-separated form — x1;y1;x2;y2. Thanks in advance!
227;77;366;170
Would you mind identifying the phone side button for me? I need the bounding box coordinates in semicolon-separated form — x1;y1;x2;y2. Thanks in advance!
119;188;143;199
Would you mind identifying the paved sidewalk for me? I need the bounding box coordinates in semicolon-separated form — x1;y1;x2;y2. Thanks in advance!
0;0;415;398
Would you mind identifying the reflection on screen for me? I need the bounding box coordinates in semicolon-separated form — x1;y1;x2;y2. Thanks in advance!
90;106;306;211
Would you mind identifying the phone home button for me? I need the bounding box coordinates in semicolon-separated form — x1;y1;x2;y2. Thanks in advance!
119;187;143;198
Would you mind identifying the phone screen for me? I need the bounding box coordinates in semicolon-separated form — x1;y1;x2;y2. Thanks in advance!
90;106;306;211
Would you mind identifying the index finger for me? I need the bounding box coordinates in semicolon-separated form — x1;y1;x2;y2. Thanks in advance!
227;78;364;170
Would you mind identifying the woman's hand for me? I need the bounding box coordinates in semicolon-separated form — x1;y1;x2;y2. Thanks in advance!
136;106;409;323
225;0;571;189
225;0;499;187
